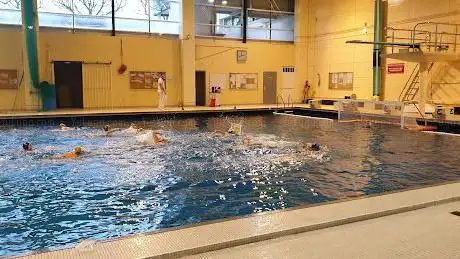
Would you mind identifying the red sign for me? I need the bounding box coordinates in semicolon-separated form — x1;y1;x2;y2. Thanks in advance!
388;63;405;74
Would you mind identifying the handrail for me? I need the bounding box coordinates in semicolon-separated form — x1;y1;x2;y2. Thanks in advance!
411;22;431;49
399;62;435;102
278;95;286;109
399;64;420;101
386;22;460;53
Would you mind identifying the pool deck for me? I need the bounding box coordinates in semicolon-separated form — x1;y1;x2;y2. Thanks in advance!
1;104;460;126
18;181;460;259
187;200;460;259
0;105;311;119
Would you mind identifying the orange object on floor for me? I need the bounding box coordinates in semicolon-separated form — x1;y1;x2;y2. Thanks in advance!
408;125;438;132
210;98;216;107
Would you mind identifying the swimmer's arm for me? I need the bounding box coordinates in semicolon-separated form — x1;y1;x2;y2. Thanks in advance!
106;128;122;136
213;130;226;137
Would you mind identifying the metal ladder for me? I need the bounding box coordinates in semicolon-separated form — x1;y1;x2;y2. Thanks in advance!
399;62;434;102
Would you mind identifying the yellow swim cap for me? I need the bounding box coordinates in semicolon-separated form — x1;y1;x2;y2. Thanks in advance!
74;146;82;155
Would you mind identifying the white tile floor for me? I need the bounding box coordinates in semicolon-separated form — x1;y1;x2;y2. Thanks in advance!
186;201;460;259
21;182;460;259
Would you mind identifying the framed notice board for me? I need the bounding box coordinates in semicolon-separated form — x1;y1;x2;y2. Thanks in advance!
129;71;166;89
229;73;258;90
0;69;19;89
329;72;353;90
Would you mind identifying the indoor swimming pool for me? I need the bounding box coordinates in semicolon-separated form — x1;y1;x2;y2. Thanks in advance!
1;114;459;256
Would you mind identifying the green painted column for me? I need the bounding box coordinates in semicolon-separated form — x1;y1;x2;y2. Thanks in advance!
22;0;40;89
373;0;383;98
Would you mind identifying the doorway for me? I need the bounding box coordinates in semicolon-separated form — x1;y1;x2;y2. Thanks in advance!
195;71;206;106
54;61;83;109
263;72;277;104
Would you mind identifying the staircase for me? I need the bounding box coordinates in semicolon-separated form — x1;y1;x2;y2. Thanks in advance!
399;62;434;102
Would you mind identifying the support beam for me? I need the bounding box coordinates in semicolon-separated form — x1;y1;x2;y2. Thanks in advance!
22;0;40;90
294;0;308;103
373;0;384;98
180;0;196;107
418;62;430;115
243;0;248;43
111;0;115;36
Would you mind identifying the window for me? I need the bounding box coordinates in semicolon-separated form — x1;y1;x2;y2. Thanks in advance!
39;0;118;30
195;0;294;41
195;0;242;38
39;0;74;29
116;0;181;34
38;0;181;34
247;0;294;41
0;0;22;25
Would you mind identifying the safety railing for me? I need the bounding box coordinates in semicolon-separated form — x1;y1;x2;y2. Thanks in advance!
277;94;294;109
399;63;420;101
399;62;435;102
386;22;460;54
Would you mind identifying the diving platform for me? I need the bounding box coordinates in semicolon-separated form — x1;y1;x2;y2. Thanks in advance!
385;51;460;62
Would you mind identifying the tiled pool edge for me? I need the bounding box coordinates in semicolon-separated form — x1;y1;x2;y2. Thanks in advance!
19;182;460;259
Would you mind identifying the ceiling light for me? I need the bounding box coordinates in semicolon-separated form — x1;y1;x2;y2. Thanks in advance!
222;0;228;5
208;0;215;3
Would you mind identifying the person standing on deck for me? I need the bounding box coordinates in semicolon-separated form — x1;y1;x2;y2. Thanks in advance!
157;75;167;110
303;80;311;103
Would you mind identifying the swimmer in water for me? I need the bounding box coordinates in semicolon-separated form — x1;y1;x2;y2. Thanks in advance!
212;123;243;138
136;131;168;144
212;130;228;138
104;124;143;136
61;146;83;159
23;142;32;152
59;123;73;131
125;123;144;134
152;132;168;144
103;125;122;136
306;143;321;152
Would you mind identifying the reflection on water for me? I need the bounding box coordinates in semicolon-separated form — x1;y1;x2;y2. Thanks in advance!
0;114;459;256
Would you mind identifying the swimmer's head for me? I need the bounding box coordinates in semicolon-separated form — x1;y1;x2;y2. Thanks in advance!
23;142;32;151
103;125;110;132
310;143;320;151
74;146;82;155
59;123;66;128
130;123;137;128
228;125;241;135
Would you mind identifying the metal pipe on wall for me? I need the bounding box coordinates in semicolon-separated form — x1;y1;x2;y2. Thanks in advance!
243;0;248;43
373;0;384;98
111;0;116;36
22;0;40;89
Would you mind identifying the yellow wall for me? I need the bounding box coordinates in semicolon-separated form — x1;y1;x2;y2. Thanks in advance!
429;61;460;105
0;28;297;110
306;0;460;102
195;38;296;105
307;0;375;100
2;0;459;111
0;29;25;111
384;0;460;102
40;31;182;108
181;0;197;106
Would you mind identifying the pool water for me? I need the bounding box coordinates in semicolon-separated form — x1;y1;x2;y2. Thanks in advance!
1;114;459;256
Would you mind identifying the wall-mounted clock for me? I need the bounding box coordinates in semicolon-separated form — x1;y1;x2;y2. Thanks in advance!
237;50;247;62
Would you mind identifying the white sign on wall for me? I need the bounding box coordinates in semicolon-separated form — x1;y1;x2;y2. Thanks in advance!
210;73;227;90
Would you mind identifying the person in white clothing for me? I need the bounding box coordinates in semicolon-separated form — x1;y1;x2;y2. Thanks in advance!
157;75;167;110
